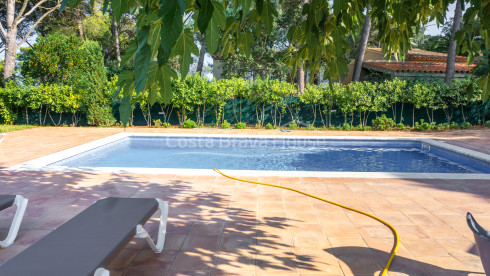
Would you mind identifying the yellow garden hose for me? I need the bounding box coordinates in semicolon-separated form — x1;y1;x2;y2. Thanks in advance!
213;168;399;276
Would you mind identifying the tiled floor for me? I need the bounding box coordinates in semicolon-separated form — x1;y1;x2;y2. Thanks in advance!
0;127;489;275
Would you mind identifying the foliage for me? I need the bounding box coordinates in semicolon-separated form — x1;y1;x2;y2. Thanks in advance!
20;34;87;84
414;120;432;131
153;119;162;127
235;122;247;129
265;123;275;129
460;121;472;129
182;119;197;128
288;122;297;130
20;35;110;126
249;77;295;127
1;74;488;128
57;0;487;124
0;101;14;125
342;123;352;131
83;42;115;126
302;84;324;126
171;76;201;124
372;115;395;131
221;120;231;129
208;78;234;126
0;61;3;87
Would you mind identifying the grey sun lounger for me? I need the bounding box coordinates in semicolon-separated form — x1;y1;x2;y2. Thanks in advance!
0;195;28;248
0;197;168;276
467;212;490;275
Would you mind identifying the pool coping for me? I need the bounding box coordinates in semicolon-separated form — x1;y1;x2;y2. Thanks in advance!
5;133;490;179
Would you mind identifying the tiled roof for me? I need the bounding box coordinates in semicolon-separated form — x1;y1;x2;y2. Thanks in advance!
363;61;476;73
367;48;468;62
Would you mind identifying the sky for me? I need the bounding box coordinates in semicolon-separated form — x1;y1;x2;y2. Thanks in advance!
425;3;456;35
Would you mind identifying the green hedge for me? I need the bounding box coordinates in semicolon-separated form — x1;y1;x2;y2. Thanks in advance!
0;75;489;127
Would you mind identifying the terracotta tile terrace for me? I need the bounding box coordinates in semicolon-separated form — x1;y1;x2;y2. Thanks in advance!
0;127;489;275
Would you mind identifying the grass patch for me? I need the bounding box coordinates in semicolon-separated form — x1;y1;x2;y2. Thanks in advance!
0;125;36;133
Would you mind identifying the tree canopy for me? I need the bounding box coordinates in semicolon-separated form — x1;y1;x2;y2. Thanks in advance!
60;0;490;125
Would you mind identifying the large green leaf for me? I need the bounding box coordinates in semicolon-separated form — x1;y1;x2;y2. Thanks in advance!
205;1;225;54
237;32;253;57
159;0;185;53
116;70;135;100
145;62;159;105
60;0;68;13
197;0;214;33
261;0;276;33
477;74;490;101
134;26;152;93
116;70;135;126
120;40;137;66
111;0;128;21
172;29;199;76
119;96;132;126
157;64;178;104
149;19;162;59
241;0;252;19
69;0;84;9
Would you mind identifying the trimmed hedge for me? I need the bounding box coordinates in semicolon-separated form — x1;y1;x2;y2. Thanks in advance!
0;75;489;127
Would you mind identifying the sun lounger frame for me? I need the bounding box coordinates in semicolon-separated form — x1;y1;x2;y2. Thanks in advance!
0;195;28;248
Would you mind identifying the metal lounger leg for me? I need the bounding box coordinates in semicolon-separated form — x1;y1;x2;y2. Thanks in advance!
0;195;28;248
134;199;169;253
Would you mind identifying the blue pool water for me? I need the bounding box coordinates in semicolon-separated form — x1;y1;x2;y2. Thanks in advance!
51;137;490;173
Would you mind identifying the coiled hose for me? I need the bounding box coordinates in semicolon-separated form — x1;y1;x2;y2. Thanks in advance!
213;168;399;276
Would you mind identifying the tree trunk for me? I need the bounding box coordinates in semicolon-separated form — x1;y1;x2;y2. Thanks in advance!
352;5;371;82
2;0;61;85
76;9;84;41
3;0;16;85
196;36;206;76
297;65;305;94
445;0;463;83
296;0;308;94
112;16;121;67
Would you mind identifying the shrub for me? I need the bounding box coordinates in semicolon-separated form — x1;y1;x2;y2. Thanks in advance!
485;121;490;128
235;122;247;129
153;119;162;127
265;123;275;129
414;119;431;131
289;122;298;130
396;123;405;130
437;123;450;130
20;34;86;83
342;123;351;130
372;115;395;130
460;122;472;129
307;124;316;130
221;120;231;129
364;126;372;131
182;119;197;128
162;122;171;128
0;100;15;125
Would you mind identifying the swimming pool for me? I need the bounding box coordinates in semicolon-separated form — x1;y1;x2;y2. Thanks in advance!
8;134;490;179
